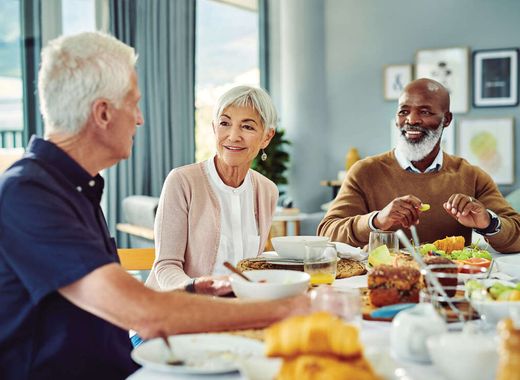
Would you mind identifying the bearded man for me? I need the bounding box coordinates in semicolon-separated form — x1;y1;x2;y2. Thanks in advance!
318;78;520;252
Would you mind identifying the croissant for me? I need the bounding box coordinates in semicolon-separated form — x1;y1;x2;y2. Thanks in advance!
265;312;362;359
433;236;465;254
277;354;380;380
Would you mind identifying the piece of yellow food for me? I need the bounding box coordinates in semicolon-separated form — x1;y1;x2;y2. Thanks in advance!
265;312;361;358
265;312;381;380
419;203;430;212
277;355;379;380
433;236;465;254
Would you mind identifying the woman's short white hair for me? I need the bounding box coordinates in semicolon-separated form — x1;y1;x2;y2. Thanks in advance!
38;31;137;136
213;85;277;134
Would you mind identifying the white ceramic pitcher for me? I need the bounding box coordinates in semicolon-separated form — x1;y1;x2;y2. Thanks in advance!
390;303;447;363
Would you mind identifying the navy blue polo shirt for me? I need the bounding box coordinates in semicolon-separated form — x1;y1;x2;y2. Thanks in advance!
0;136;139;379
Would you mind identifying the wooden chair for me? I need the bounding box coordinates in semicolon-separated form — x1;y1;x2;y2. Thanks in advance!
117;248;156;271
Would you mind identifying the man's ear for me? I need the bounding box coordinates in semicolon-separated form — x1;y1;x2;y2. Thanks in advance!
443;112;453;128
91;99;111;129
261;128;275;149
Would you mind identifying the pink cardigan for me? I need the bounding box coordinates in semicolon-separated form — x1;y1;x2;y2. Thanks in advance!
145;161;278;290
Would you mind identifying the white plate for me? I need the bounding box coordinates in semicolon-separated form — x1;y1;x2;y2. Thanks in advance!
131;333;264;375
259;251;304;266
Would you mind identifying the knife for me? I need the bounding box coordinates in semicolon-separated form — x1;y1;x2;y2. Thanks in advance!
370;303;416;319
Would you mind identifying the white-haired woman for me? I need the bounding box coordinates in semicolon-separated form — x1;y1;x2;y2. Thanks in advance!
145;85;277;296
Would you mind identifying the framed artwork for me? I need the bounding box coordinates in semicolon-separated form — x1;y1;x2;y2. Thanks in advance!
390;118;455;155
473;48;519;107
384;64;413;100
415;47;469;113
458;118;514;184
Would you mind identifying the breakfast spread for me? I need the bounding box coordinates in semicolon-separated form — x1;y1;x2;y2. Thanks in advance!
265;312;380;380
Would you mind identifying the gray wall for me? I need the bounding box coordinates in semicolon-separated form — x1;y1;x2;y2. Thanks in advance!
269;0;520;212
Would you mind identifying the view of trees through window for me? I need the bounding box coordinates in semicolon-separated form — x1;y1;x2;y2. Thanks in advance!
0;0;23;148
195;0;259;162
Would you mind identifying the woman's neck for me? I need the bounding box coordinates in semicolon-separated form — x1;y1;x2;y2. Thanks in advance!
214;156;250;187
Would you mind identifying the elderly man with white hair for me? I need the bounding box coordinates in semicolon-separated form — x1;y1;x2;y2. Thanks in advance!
0;32;308;379
318;78;520;253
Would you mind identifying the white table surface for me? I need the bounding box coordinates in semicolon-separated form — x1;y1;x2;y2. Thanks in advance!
128;273;445;380
128;252;516;380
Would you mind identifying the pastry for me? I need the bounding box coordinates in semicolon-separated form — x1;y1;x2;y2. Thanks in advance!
265;312;362;359
277;354;380;380
368;265;422;307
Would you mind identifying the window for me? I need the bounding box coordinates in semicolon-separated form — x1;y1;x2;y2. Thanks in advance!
195;0;260;162
0;0;23;148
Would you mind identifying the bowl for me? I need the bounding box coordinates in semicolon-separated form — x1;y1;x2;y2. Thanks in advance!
230;270;310;300
495;255;520;279
426;332;498;380
467;279;520;324
271;236;330;259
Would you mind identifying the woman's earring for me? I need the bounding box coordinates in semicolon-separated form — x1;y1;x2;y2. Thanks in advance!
261;149;267;161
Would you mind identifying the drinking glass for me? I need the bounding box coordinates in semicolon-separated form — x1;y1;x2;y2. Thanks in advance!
368;230;399;254
309;286;361;325
304;243;337;286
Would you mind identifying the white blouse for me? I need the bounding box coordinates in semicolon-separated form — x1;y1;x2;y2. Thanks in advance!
206;157;260;275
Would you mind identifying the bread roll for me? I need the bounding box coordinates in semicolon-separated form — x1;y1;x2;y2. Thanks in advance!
277;355;380;380
265;312;361;359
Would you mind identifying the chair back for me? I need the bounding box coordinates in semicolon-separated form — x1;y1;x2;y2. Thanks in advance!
117;248;155;271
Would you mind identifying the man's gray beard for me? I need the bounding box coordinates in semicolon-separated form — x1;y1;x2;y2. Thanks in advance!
396;120;444;162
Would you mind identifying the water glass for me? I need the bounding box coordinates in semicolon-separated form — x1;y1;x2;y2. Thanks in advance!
304;243;337;286
309;286;361;325
368;230;399;254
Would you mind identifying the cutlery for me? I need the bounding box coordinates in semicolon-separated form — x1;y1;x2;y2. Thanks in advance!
223;261;252;282
247;256;303;263
370;303;416;319
485;259;495;279
160;335;184;366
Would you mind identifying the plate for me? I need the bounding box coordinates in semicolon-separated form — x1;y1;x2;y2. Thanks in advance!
259;251;304;266
131;333;264;374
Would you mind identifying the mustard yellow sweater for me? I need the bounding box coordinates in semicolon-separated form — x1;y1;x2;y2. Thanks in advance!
318;151;520;253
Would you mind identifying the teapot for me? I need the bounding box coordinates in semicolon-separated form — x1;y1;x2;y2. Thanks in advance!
390;303;446;363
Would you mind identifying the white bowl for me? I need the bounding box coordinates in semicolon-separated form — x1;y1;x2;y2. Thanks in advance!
495;255;520;279
427;333;498;380
230;270;310;300
467;279;520;324
271;236;330;259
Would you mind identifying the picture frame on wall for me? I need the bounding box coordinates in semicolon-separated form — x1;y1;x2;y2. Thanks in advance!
390;117;455;155
384;64;413;100
458;117;514;184
415;47;469;113
473;48;519;107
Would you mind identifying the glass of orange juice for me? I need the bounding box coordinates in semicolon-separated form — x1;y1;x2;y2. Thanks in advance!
304;243;337;286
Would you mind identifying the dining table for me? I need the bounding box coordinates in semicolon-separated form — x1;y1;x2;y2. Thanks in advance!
128;248;514;380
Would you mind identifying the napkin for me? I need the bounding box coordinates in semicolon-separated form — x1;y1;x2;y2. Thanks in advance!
333;242;368;261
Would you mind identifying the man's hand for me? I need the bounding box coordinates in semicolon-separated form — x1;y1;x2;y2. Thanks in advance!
443;194;490;229
194;275;232;296
374;195;422;230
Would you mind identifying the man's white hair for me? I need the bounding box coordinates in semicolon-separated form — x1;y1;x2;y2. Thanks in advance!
38;31;137;136
213;85;277;134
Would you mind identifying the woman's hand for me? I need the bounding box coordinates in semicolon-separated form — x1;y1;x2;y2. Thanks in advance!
194;275;232;296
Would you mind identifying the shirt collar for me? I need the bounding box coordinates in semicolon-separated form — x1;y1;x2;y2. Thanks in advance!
25;136;104;203
394;147;443;174
207;156;250;195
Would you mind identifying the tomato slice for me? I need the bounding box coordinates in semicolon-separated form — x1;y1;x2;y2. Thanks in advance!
453;258;491;273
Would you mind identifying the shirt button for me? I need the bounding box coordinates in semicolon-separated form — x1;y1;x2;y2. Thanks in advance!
76;186;82;192
88;180;96;187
